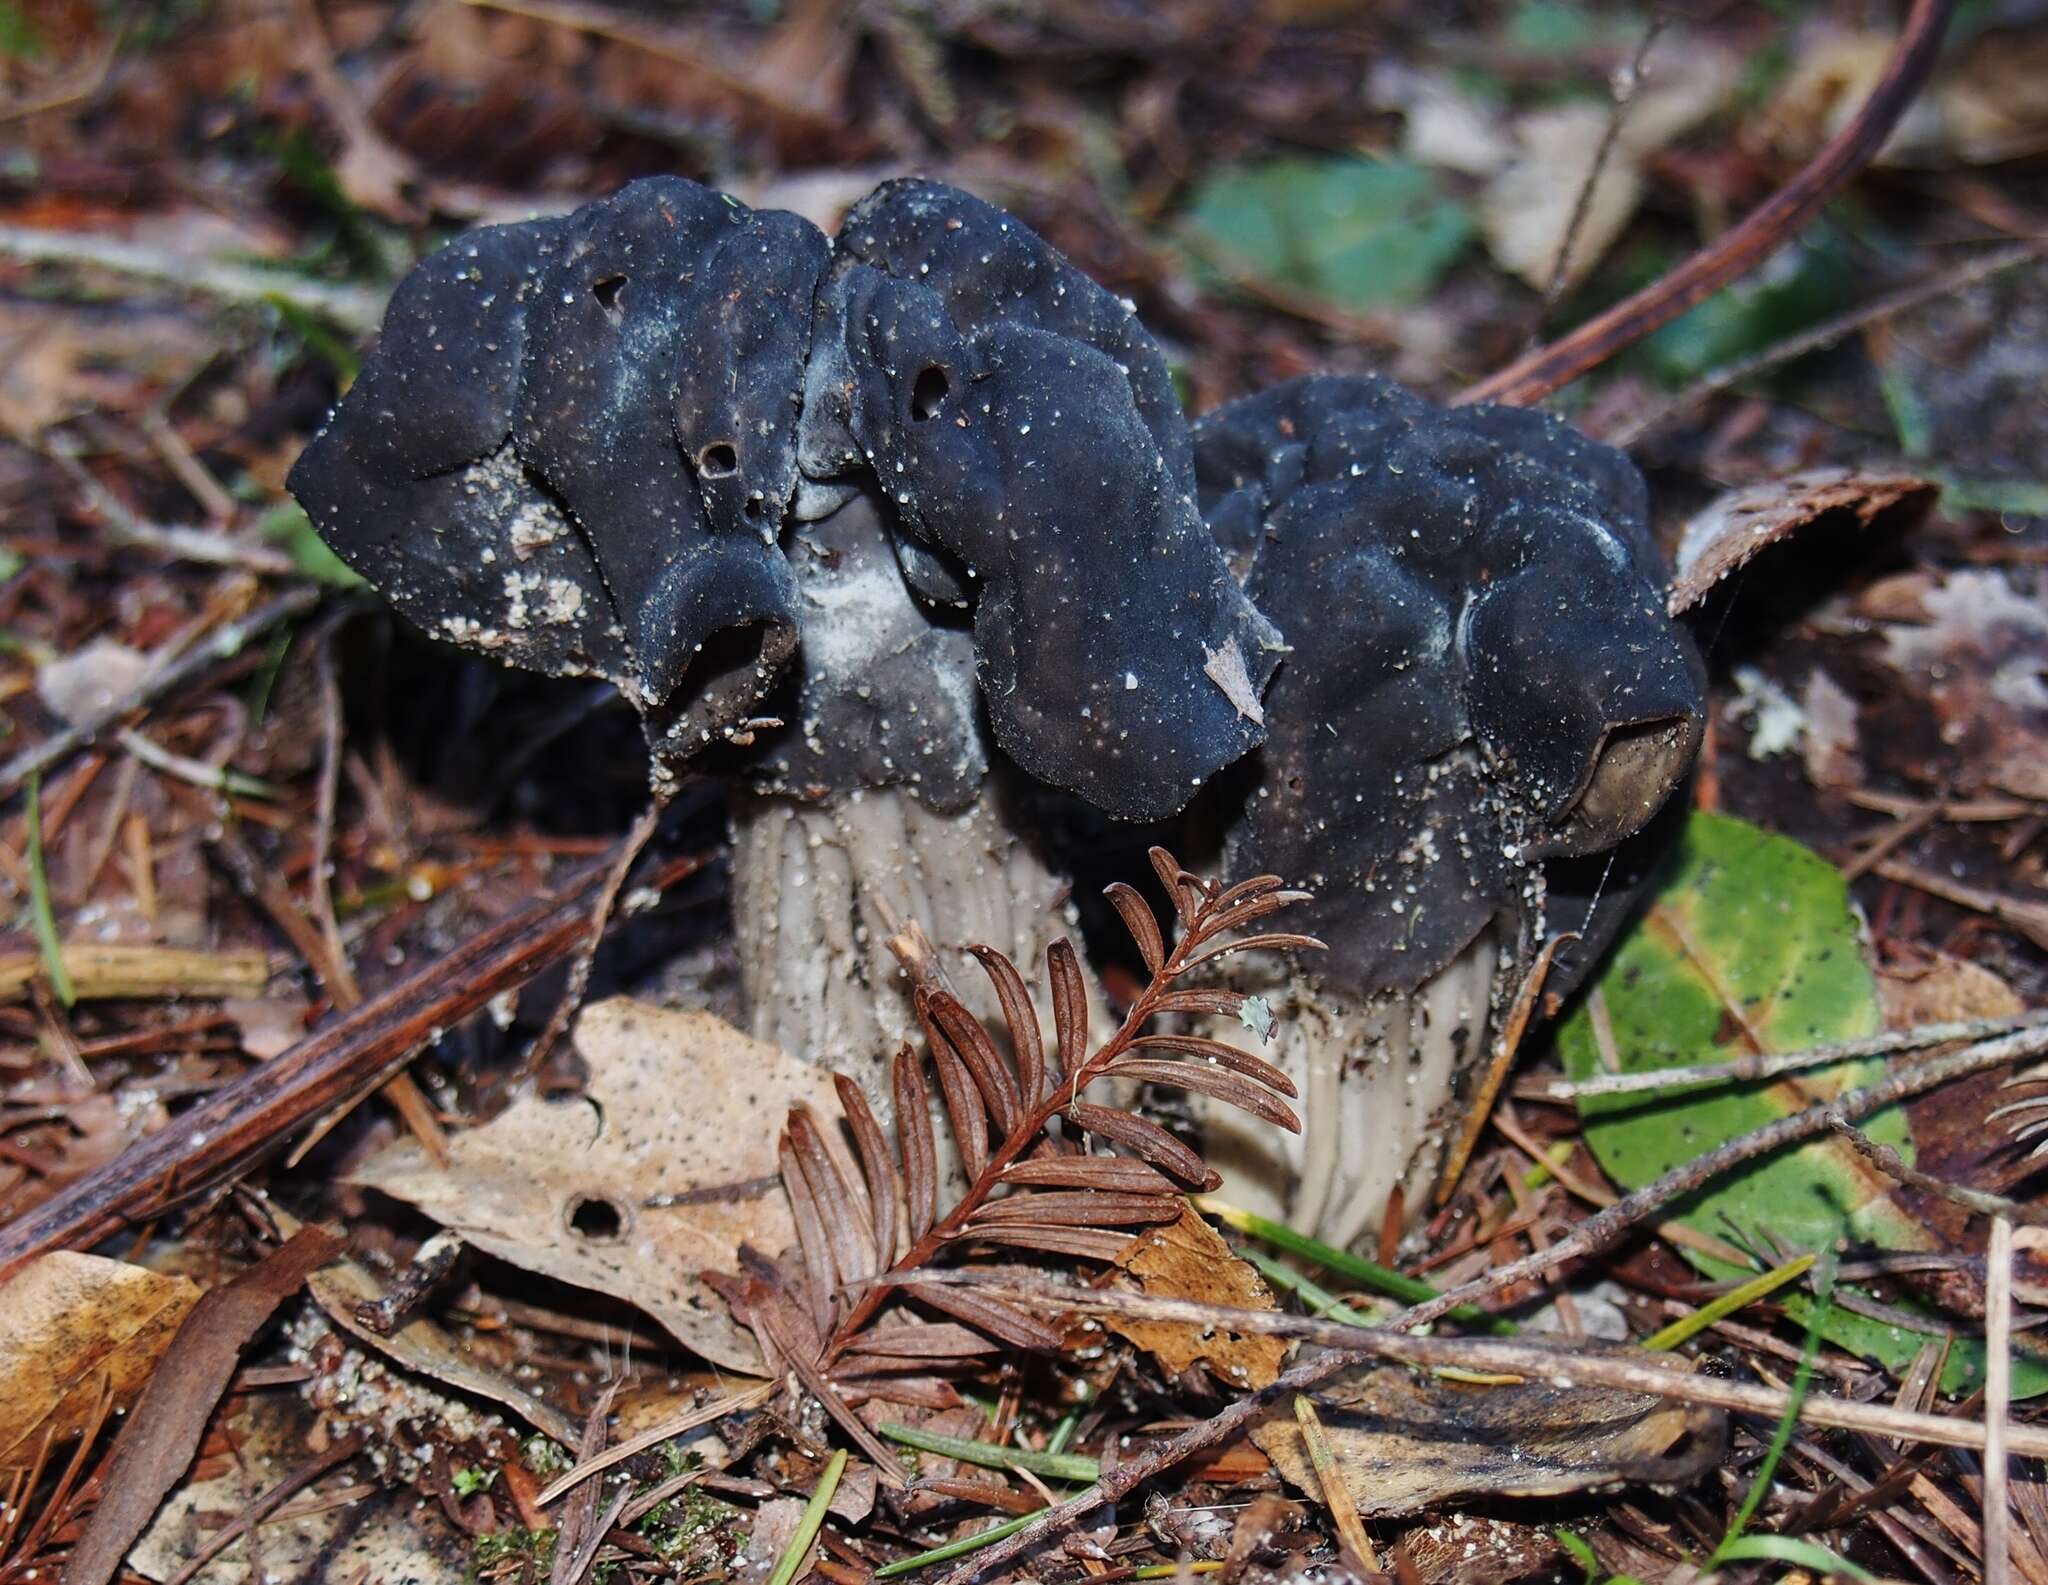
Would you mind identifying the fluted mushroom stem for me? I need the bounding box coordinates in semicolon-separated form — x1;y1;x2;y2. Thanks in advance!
1202;930;1509;1251
729;773;1088;1127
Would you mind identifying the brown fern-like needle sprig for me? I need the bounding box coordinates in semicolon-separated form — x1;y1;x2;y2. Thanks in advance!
743;848;1319;1413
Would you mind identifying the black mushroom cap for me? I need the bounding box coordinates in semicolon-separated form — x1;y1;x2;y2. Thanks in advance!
743;489;986;812
1194;373;1705;997
288;178;828;761
799;178;1283;823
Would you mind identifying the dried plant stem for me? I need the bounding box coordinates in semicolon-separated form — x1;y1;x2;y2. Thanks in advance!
1987;1215;2015;1585
0;847;709;1277
1404;1022;2048;1328
1529;1008;2048;1101
0;587;321;802
1461;0;1953;407
823;889;1292;1356
1830;1119;2048;1227
931;1022;2048;1583
1607;237;2047;446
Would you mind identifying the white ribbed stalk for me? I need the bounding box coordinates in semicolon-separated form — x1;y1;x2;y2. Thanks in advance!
1201;930;1508;1249
729;775;1083;1128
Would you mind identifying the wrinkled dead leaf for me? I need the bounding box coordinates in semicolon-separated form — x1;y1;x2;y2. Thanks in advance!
1762;25;2048;166
1251;1357;1719;1517
1670;468;1937;615
350;998;838;1370
306;1248;581;1446
1801;668;1865;791
1397;1515;1565;1585
129;1391;468;1585
1109;1205;1288;1389
1203;638;1265;726
1478;42;1735;290
0;1252;200;1470
1880;568;2048;800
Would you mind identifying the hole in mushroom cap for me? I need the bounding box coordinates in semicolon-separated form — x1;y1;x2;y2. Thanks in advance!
1545;711;1701;857
591;274;626;314
698;442;739;478
910;364;950;422
565;1193;629;1242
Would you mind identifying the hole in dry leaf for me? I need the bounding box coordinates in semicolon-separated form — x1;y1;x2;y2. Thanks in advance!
565;1193;629;1242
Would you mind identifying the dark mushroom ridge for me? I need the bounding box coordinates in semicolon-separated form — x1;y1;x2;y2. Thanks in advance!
799;179;1282;822
292;174;1275;824
1191;374;1705;1245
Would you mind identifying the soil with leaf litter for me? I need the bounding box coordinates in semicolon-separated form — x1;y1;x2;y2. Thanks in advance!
2;1;2047;1582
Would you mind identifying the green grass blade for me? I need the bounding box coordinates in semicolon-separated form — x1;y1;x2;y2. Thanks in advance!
766;1447;846;1585
877;1424;1099;1484
25;773;75;1008
1714;1248;1838;1558
1240;1246;1378;1327
1641;1253;1815;1352
1711;1534;1875;1581
874;1510;1041;1579
1196;1196;1516;1333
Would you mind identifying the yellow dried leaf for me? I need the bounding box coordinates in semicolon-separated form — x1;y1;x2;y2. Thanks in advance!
1109;1204;1288;1389
0;1252;201;1469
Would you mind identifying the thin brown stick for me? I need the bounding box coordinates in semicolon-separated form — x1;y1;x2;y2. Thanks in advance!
1527;1009;2048;1101
1460;0;1953;407
163;1432;365;1585
929;1276;2048;1458
1830;1118;2048;1227
0;587;321;801
0;847;708;1277
516;795;666;1080
1607;238;2047;446
1404;1023;2048;1328
932;1023;2048;1582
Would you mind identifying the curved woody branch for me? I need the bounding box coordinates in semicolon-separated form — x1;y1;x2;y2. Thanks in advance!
1461;0;1954;408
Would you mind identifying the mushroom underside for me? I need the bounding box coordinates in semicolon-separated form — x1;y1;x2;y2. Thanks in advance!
1199;926;1510;1251
729;773;1096;1129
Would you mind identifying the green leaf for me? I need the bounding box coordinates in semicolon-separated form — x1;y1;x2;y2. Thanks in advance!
1179;157;1471;311
1710;1535;1877;1581
1559;811;2048;1397
258;503;365;589
1634;225;1854;387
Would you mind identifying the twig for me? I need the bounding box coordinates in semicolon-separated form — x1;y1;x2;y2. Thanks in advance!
1406;1023;2048;1328
0;847;709;1277
933;1022;2048;1582
515;795;667;1080
1460;0;1953;407
0;586;322;802
1987;1215;2015;1585
163;1432;366;1585
1527;17;1667;340
1871;859;2048;953
536;1383;775;1507
0;223;388;333
1829;1118;2048;1227
1606;238;2047;446
1526;1008;2048;1100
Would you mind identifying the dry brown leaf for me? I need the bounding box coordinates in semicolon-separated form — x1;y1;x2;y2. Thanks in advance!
305;1248;581;1447
1396;1515;1565;1585
1880;568;2048;801
0;1252;200;1470
1108;1204;1288;1389
1250;1357;1719;1517
66;1228;342;1585
129;1392;468;1585
349;997;838;1371
1670;468;1938;615
1477;43;1735;290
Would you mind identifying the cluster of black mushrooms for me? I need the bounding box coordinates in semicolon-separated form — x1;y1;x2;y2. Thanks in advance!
290;176;1705;1249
